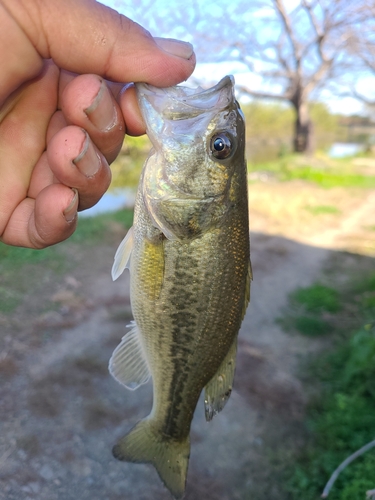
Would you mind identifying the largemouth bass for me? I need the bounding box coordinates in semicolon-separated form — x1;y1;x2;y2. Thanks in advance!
110;75;251;499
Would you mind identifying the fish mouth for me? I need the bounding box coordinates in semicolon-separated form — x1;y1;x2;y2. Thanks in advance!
135;75;235;120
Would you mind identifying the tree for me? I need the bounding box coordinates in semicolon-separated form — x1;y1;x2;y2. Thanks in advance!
110;0;370;153
345;5;375;108
228;0;370;153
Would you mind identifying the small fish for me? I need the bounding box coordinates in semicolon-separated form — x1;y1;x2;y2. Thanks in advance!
110;75;251;499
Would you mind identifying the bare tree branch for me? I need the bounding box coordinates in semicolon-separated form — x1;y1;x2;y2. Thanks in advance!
274;0;302;68
302;0;323;39
236;85;292;101
116;0;375;153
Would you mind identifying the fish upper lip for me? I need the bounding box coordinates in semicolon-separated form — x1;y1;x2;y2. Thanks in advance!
136;75;234;96
135;75;235;113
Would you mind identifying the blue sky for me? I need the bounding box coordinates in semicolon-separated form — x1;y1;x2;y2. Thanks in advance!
99;0;370;116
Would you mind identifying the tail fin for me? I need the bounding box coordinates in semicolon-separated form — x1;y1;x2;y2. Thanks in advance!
113;419;190;499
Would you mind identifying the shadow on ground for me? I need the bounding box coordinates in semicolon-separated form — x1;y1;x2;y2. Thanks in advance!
0;232;374;500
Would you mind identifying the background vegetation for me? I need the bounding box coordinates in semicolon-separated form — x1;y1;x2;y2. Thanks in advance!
281;273;375;499
243;101;347;163
110;100;366;189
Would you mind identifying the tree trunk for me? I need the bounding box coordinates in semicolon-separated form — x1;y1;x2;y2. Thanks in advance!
293;101;314;154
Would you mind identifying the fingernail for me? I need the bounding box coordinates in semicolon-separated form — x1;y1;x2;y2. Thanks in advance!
155;37;194;60
64;188;78;223
73;130;101;178
84;79;117;131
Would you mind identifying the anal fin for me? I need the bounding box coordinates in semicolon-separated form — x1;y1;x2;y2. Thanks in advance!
204;336;237;421
109;320;150;390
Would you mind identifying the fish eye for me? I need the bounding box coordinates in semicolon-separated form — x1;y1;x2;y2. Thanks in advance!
210;134;233;160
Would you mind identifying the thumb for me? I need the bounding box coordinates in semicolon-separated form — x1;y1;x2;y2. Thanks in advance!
4;0;195;87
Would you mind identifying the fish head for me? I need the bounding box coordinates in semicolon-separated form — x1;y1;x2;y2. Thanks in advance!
136;76;246;239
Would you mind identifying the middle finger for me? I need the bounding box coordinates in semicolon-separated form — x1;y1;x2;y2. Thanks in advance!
60;74;125;164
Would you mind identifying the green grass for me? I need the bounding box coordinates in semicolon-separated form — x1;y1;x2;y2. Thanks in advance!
304;204;341;216
70;208;133;243
0;242;58;270
281;165;375;188
279;283;341;337
0;208;133;314
293;316;333;337
353;272;375;294
284;273;375;499
0;208;133;263
291;284;341;314
248;155;375;189
0;244;65;313
287;327;375;499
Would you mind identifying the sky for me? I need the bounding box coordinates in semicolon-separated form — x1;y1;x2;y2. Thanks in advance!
99;0;370;116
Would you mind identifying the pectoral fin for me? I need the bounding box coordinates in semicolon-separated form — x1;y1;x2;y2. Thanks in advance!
204;336;237;421
111;226;134;281
109;321;150;390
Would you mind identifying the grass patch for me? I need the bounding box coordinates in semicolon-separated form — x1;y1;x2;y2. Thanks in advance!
0;208;133;268
291;284;341;314
286;327;375;499
0;243;59;273
281;165;375;188
304;204;341;216
283;270;375;498
353;272;375;294
70;207;133;243
0;208;133;314
248;154;375;189
280;283;341;337
293;316;332;337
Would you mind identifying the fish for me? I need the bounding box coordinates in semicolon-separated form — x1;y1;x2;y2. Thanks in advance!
109;75;251;499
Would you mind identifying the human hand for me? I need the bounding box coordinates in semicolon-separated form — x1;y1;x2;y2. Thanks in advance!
0;0;195;248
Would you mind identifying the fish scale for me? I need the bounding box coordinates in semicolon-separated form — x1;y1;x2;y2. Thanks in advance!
109;75;251;499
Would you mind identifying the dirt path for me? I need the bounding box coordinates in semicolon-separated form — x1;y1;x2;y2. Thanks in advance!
1;185;374;500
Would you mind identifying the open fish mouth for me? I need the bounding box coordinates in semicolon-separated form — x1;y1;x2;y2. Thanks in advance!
136;75;235;120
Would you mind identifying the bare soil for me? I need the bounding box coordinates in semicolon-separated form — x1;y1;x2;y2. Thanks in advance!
1;179;375;500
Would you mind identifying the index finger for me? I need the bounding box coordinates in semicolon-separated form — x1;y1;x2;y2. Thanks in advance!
3;0;196;87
